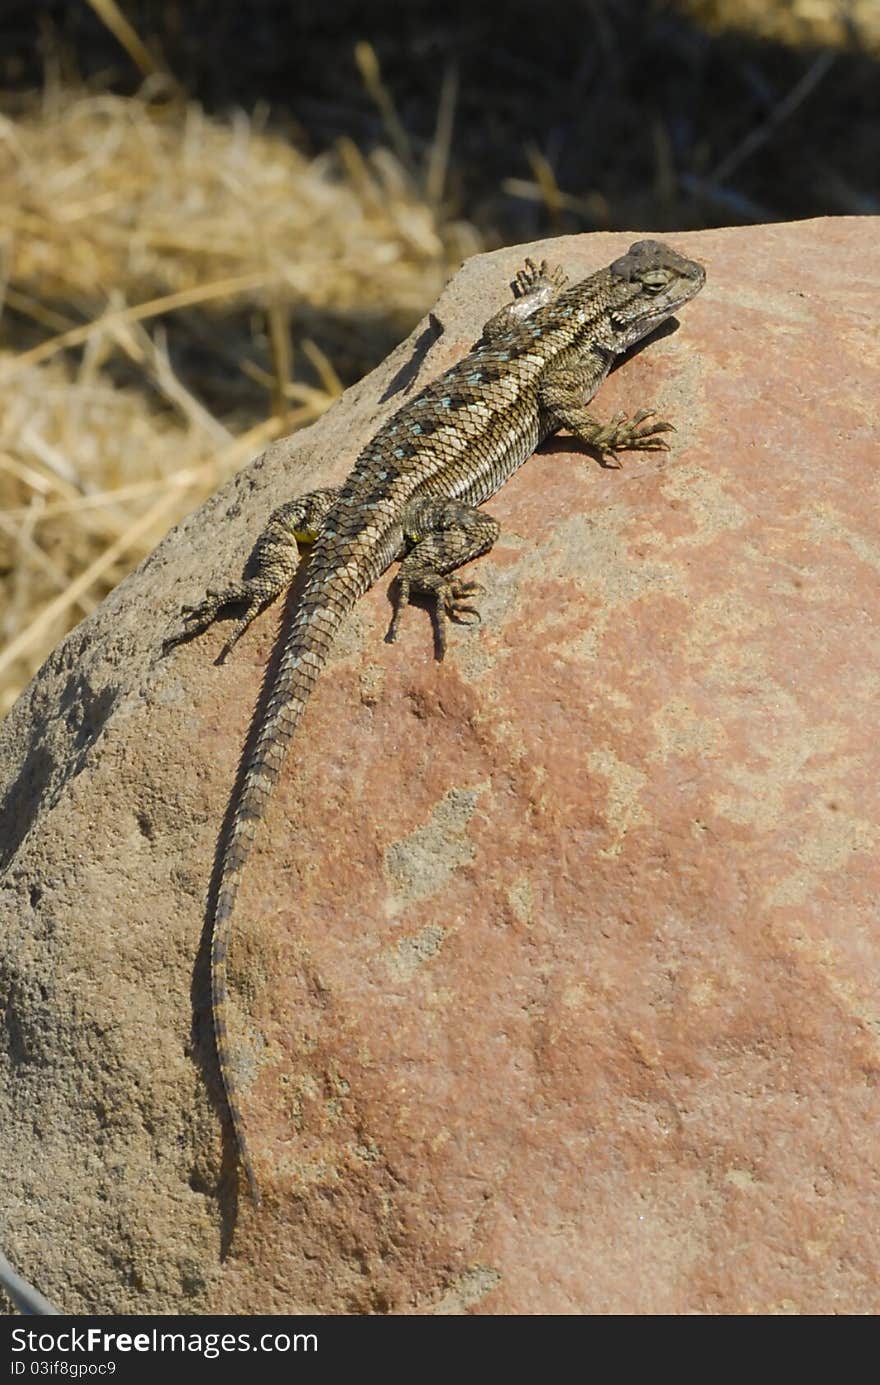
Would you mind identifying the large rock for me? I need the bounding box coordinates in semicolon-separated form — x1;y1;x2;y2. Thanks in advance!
2;219;878;1314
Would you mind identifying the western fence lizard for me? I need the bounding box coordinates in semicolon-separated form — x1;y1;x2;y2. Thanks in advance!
165;239;706;1205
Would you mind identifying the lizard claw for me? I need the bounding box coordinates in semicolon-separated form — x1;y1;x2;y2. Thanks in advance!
594;409;676;455
164;605;212;651
431;579;485;659
163;583;254;654
163;604;210;651
441;579;484;625
513;258;568;299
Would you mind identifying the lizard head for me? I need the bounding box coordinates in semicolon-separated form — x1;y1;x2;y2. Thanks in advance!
606;239;705;351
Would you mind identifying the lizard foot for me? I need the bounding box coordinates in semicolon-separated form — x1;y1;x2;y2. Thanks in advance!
388;574;485;658
433;579;484;659
592;409;675;456
163;586;243;651
513;257;569;299
164;583;266;662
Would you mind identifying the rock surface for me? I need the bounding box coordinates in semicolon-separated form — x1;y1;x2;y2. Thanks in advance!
1;218;879;1314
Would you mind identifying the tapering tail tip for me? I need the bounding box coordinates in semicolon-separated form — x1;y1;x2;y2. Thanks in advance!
244;1158;262;1209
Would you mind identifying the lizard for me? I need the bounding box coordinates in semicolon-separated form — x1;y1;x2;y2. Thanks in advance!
165;238;706;1206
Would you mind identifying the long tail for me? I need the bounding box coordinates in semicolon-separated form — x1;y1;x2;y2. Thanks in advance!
212;586;353;1205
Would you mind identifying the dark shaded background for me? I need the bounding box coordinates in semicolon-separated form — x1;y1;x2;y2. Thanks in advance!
3;0;878;236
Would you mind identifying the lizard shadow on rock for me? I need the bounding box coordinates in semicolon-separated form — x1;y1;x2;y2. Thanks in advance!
0;673;119;874
379;312;445;404
0;743;57;877
188;551;318;1256
610;313;681;366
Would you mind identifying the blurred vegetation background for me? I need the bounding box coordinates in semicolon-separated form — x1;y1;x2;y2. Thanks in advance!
0;0;877;713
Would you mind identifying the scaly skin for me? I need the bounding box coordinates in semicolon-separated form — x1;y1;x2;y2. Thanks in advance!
165;239;706;1205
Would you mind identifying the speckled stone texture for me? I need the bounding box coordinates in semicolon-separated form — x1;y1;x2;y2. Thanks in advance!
1;219;878;1314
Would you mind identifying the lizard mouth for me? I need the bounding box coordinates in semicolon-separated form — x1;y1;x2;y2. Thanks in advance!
611;244;706;349
614;292;699;349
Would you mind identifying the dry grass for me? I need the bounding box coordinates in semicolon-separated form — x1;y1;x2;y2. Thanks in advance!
681;0;880;52
0;76;482;713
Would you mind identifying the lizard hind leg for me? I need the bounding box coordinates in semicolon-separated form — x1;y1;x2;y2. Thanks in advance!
164;487;340;661
388;498;500;659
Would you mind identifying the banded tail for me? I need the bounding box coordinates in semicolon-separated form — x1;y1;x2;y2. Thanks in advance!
212;585;355;1205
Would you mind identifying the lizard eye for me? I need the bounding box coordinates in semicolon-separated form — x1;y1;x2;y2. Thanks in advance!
641;270;670;294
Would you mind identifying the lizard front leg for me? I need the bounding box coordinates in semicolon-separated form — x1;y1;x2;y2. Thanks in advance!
540;363;675;464
388;498;501;659
481;257;569;343
164;486;339;660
